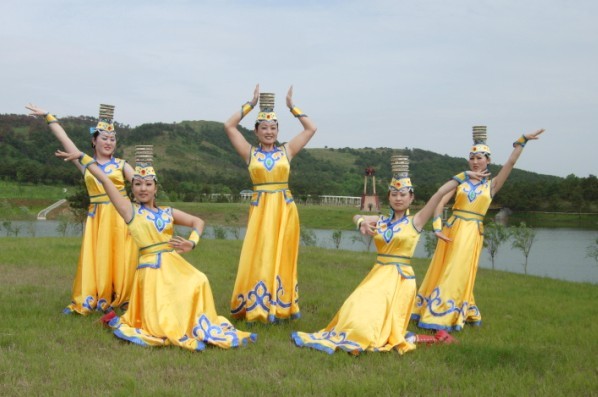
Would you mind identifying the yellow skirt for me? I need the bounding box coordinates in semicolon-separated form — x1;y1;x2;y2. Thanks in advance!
109;250;256;351
292;263;416;355
412;216;483;331
231;190;300;323
64;203;138;315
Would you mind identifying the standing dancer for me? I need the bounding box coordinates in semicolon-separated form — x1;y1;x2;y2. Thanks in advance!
26;104;138;315
224;85;317;323
412;126;545;331
291;156;487;354
56;146;256;351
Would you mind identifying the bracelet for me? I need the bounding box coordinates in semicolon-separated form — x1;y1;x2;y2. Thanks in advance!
432;216;443;233
513;135;528;148
452;172;468;184
188;229;201;249
355;216;365;230
241;102;254;119
78;153;96;169
45;113;58;124
289;106;307;118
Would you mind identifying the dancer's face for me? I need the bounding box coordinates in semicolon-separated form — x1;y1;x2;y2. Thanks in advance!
468;153;490;172
388;189;414;214
254;122;279;147
132;178;157;205
93;132;117;158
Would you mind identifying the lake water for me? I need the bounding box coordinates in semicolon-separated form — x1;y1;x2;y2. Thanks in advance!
1;221;597;284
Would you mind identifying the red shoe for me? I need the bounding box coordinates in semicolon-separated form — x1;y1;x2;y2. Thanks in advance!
434;330;458;344
100;310;116;325
415;334;438;344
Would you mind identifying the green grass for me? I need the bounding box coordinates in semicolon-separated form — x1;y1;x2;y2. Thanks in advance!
0;181;69;220
0;238;596;396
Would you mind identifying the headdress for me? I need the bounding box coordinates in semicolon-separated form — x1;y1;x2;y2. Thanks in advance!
256;93;277;123
134;145;157;181
389;155;413;192
90;104;116;135
470;125;491;156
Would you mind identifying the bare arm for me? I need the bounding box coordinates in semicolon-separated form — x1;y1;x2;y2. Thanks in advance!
491;129;545;196
170;209;206;254
413;170;490;231
223;85;259;163
26;104;84;173
55;150;133;221
284;86;317;160
353;214;379;236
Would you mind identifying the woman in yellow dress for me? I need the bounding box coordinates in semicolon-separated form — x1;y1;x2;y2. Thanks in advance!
224;85;317;323
56;146;256;351
412;126;545;332
26;104;138;315
291;156;487;355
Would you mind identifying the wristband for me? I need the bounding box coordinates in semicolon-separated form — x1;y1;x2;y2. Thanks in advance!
289;106;307;118
355;216;365;230
241;102;254;119
78;153;96;169
452;172;467;184
432;216;443;233
45;113;58;124
513;135;528;148
188;229;201;249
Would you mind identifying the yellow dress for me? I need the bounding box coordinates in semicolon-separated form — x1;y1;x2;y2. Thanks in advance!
109;204;256;351
412;177;492;331
292;215;420;355
230;145;300;323
64;158;138;315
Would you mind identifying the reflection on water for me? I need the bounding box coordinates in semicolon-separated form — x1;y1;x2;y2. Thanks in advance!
2;221;597;284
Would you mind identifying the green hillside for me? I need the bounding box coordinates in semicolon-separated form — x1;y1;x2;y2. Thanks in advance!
1;114;596;212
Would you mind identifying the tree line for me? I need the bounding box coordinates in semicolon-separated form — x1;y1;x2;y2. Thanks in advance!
0;114;596;213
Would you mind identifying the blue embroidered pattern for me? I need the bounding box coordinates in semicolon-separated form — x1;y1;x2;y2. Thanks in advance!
376;215;409;243
462;179;487;203
138;205;172;233
192;314;240;347
231;278;297;317
254;146;284;172
307;328;362;352
96;157;120;176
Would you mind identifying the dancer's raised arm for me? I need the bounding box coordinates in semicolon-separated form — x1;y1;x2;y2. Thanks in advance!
284;86;317;160
223;84;259;162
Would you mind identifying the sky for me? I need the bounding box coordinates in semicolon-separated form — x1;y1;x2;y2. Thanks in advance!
1;0;597;178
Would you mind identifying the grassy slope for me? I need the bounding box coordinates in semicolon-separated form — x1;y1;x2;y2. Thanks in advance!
0;238;596;396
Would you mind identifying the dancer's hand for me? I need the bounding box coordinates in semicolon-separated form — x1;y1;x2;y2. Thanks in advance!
359;219;377;236
250;84;259;107
286;85;294;108
524;128;545;141
466;170;491;180
25;103;48;117
55;149;80;162
169;236;194;254
435;230;452;242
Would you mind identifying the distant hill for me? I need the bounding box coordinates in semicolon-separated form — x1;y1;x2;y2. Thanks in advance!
1;114;595;212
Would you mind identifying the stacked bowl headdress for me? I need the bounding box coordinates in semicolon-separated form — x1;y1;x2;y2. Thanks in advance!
470;125;491;156
90;104;116;135
134;145;157;181
389;155;413;193
256;93;277;123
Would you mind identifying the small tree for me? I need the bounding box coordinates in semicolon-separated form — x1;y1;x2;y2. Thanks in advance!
510;222;536;275
225;213;241;240
484;221;510;270
586;238;598;264
331;230;342;249
351;232;374;252
300;228;317;247
212;225;227;240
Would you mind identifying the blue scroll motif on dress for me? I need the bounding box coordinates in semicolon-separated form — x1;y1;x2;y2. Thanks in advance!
377;215;409;243
254;146;284;172
192;314;240;347
307;328;362;353
138;205;172;233
97;158;120;176
462;179;487;203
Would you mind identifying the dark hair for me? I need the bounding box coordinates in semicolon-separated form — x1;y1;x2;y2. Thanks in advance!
254;121;279;130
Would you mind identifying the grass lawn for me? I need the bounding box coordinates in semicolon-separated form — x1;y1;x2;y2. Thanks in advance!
0;238;596;396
